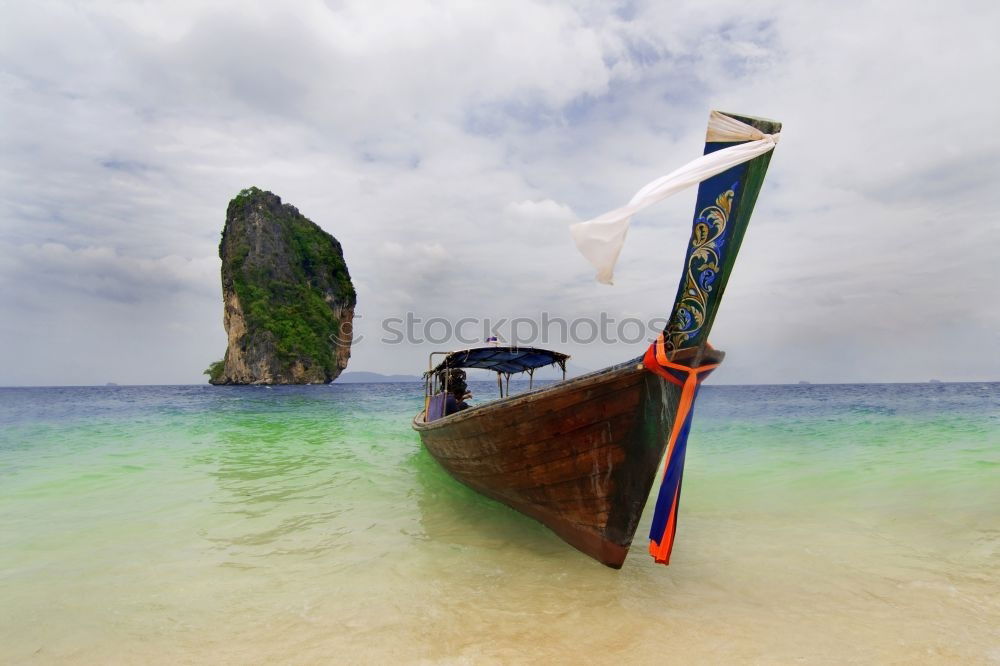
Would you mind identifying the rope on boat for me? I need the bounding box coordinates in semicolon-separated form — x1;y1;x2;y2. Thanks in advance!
642;334;720;565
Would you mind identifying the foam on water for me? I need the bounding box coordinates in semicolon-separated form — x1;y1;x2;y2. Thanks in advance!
1;383;998;663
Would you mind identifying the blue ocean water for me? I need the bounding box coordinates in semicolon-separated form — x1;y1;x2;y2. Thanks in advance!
1;382;998;663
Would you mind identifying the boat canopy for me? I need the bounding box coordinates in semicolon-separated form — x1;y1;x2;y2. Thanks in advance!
428;346;569;376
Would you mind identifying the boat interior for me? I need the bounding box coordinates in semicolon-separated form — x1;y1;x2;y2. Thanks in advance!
421;345;572;423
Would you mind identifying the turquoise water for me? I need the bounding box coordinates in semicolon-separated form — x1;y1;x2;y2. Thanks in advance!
1;382;998;663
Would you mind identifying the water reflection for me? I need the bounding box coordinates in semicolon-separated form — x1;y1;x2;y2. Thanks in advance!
192;388;380;561
408;447;603;567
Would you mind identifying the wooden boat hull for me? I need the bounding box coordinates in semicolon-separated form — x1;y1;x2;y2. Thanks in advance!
413;358;701;568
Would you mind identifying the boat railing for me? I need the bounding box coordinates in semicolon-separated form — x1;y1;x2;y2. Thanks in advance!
422;347;570;421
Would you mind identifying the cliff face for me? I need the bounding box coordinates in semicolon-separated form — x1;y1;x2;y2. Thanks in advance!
207;187;356;385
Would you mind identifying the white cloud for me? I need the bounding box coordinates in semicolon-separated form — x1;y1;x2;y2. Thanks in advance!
503;199;577;224
1;242;217;303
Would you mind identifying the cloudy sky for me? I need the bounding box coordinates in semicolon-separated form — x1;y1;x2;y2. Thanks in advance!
1;0;998;386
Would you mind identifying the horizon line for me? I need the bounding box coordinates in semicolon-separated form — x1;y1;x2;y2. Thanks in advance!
2;380;996;389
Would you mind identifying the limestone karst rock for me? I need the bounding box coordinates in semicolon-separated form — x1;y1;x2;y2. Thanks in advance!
206;187;356;385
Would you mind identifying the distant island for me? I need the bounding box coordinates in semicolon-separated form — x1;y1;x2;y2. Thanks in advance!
338;371;423;383
205;187;356;385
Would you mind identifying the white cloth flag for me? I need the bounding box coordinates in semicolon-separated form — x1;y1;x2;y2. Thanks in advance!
570;111;780;284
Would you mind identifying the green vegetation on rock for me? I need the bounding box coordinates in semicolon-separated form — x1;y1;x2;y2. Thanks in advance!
204;360;225;383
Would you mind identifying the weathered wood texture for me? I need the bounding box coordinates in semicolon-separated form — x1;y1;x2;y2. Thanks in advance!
414;360;685;568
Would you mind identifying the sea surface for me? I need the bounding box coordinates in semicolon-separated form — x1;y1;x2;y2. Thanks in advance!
1;382;998;664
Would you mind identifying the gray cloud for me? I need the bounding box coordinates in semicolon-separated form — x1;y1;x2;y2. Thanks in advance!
1;0;998;385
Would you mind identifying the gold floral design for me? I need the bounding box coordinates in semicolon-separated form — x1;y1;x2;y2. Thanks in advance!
665;187;734;351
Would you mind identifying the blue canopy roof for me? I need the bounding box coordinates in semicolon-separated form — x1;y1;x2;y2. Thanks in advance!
429;346;569;376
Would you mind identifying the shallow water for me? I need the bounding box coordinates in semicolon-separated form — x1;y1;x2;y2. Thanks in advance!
1;382;998;664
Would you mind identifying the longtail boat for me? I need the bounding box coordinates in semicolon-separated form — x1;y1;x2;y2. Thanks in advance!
413;111;782;568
